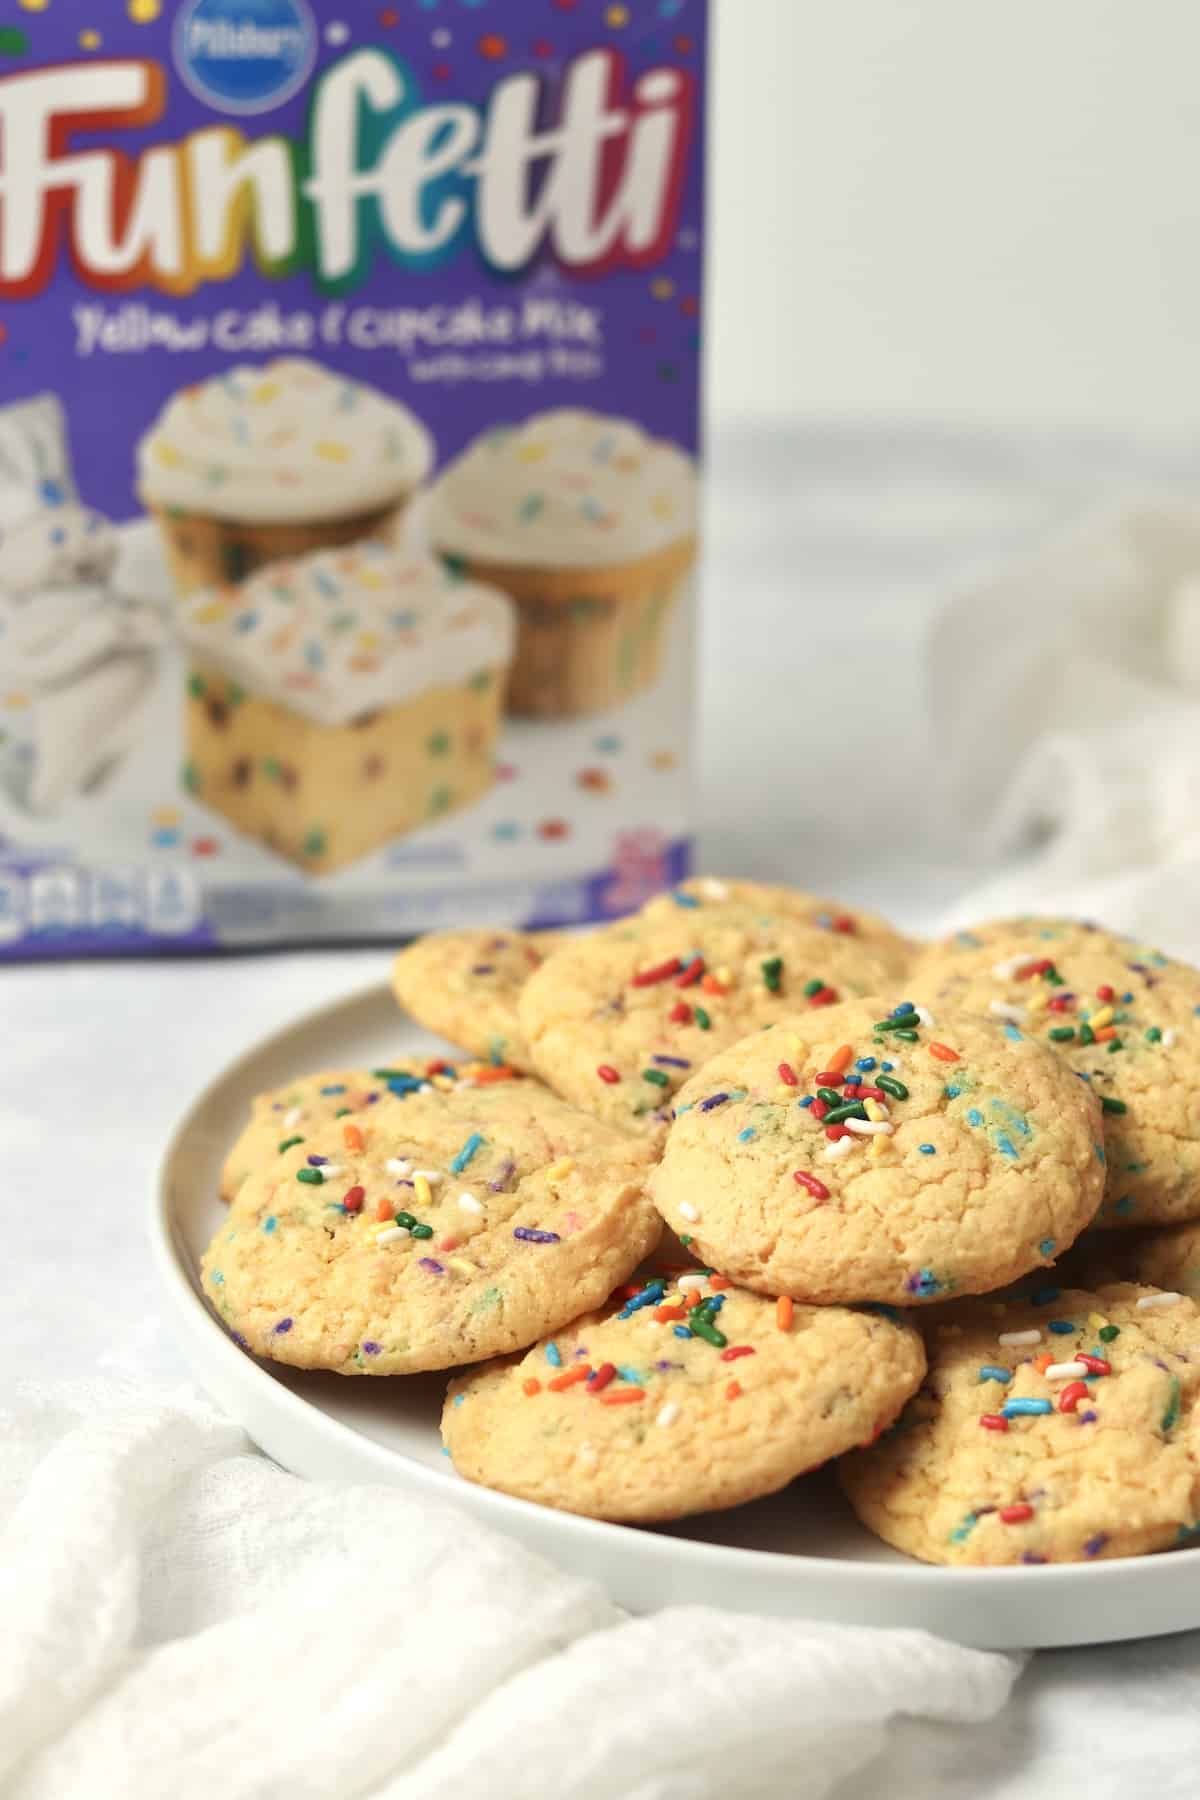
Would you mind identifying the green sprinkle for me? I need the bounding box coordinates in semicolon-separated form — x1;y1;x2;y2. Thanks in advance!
1107;1039;1123;1054
694;1006;711;1030
393;1211;417;1229
1163;1377;1182;1434
688;1317;727;1349
1146;1026;1163;1043
821;1100;869;1126
334;1107;351;1118
187;673;206;698
1098;1324;1120;1342
411;1223;434;1240
876;1074;909;1101
891;1029;919;1042
642;1068;671;1087
277;1135;304;1154
182;760;201;794
296;1167;324;1185
802;978;824;998
303;828;327;858
874;1016;916;1034
1048;1026;1076;1042
679;1233;693;1246
761;956;783;993
427;730;451;756
816;1087;844;1107
1101;1097;1127;1115
1078;1022;1095;1046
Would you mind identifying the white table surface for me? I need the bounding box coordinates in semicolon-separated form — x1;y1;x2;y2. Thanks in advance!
9;423;1200;1797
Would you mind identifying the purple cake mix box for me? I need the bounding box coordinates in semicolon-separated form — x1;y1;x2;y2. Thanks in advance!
0;0;705;956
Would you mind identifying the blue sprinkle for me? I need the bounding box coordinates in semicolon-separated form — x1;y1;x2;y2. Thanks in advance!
919;1143;936;1155
945;1084;961;1099
707;1294;726;1312
1113;1196;1135;1216
1002;1398;1053;1418
442;1447;451;1457
1095;1141;1106;1166
386;1073;425;1097
1048;1320;1076;1335
1039;1239;1056;1256
966;1108;983;1127
450;1132;484;1174
699;1092;730;1112
881;1061;895;1073
1031;1287;1060;1305
618;1279;666;1319
263;1215;277;1234
950;1512;978;1543
978;1364;1013;1384
545;1342;563;1368
893;1002;916;1017
1004;1023;1023;1042
798;1096;814;1109
673;1324;693;1339
672;890;700;907
905;1269;941;1298
320;1084;347;1096
617;1365;642;1384
855;1057;877;1072
453;1392;466;1407
210;1270;224;1285
653;1054;691;1069
513;1227;560;1244
997;1134;1018;1159
737;1127;756;1142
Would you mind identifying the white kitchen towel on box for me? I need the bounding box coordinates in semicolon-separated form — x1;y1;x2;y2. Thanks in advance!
0;1375;1017;1800
928;496;1200;951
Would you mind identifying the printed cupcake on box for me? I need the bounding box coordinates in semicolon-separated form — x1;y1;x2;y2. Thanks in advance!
0;1;707;956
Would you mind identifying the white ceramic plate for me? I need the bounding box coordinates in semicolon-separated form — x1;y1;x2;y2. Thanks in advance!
152;980;1200;1651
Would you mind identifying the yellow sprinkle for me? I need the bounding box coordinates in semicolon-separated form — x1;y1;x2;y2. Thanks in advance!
863;1098;884;1122
356;632;381;653
4;692;30;710
715;966;732;985
869;1134;889;1159
1088;1312;1110;1330
414;1174;432;1208
155;444;183;467
518;443;548;463
547;1157;575;1181
152;805;181;827
1090;1006;1114;1030
1026;991;1049;1014
315;440;352;463
651;277;675;300
192;602;228;625
128;0;161;19
79;29;102;48
253;381;281;403
358;569;387;589
431;1074;455;1092
448;1258;477;1277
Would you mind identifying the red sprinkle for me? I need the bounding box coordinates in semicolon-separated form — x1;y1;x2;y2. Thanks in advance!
979;1414;1009;1432
810;1097;829;1122
824;1124;850;1141
721;1345;756;1362
342;1185;365;1214
669;1001;692;1024
929;1042;960;1063
1018;958;1054;979
794;1170;830;1200
522;1378;541;1397
587;1362;616;1393
601;1388;645;1406
1058;1380;1089;1414
832;915;856;934
632;957;683;987
1047;995;1075;1012
813;1070;845;1088
999;1503;1034;1524
1097;984;1115;1002
809;985;839;1007
854;1084;886;1103
725;1381;743;1400
438;1236;458;1252
548;1366;591;1392
597;1064;622;1084
777;1062;799;1087
654;1304;687;1322
676;958;706;989
1076;1354;1111;1376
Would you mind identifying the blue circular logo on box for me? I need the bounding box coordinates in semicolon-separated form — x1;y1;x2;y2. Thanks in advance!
173;0;318;116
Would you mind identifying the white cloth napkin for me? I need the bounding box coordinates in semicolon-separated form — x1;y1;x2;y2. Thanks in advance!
0;1373;1019;1800
929;495;1200;952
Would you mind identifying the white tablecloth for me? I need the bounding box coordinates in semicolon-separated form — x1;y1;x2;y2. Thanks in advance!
9;423;1200;1796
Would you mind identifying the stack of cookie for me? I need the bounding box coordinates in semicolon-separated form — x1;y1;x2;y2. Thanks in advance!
203;888;1200;1567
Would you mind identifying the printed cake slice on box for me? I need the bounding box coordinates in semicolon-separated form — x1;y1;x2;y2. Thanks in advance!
178;543;515;875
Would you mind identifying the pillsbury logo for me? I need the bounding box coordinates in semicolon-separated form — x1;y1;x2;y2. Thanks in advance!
173;0;317;116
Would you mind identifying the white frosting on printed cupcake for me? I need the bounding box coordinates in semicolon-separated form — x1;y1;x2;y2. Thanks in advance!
427;409;696;568
137;359;434;525
178;542;515;728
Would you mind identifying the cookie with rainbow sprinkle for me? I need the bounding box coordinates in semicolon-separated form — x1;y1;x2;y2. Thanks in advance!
442;1278;925;1522
517;907;895;1130
648;997;1105;1304
427;408;696;718
391;928;568;1074
218;1056;510;1202
137;358;434;597
910;929;1200;1227
202;1078;660;1376
641;876;916;976
840;1282;1200;1565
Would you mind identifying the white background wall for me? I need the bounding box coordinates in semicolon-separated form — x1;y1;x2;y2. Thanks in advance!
708;0;1200;431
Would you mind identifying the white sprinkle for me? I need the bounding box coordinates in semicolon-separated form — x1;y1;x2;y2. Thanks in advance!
413;1169;443;1183
884;1055;904;1073
1138;1292;1184;1310
993;954;1032;980
824;1136;858;1160
844;1118;894;1136
1163;1029;1179;1049
375;1225;410;1246
657;1402;680;1428
1045;1360;1089;1381
283;1106;302;1128
579;1442;599;1465
989;1000;1028;1024
702;879;729;899
999;1328;1042;1346
386;1158;411;1177
317;1164;344;1180
914;1006;935;1028
677;1273;708;1293
679;1201;700;1222
458;1192;483;1215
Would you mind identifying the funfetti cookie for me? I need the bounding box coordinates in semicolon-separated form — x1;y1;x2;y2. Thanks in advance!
648;998;1106;1305
1061;1221;1200;1302
137;358;434;596
219;1058;478;1202
913;915;1165;979
178;542;515;874
641;877;917;977
392;928;567;1073
911;932;1200;1228
442;1279;925;1523
840;1283;1200;1566
202;1079;660;1376
517;906;895;1131
427;408;696;718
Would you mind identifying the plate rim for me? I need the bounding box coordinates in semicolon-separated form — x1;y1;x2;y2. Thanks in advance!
149;975;1200;1630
